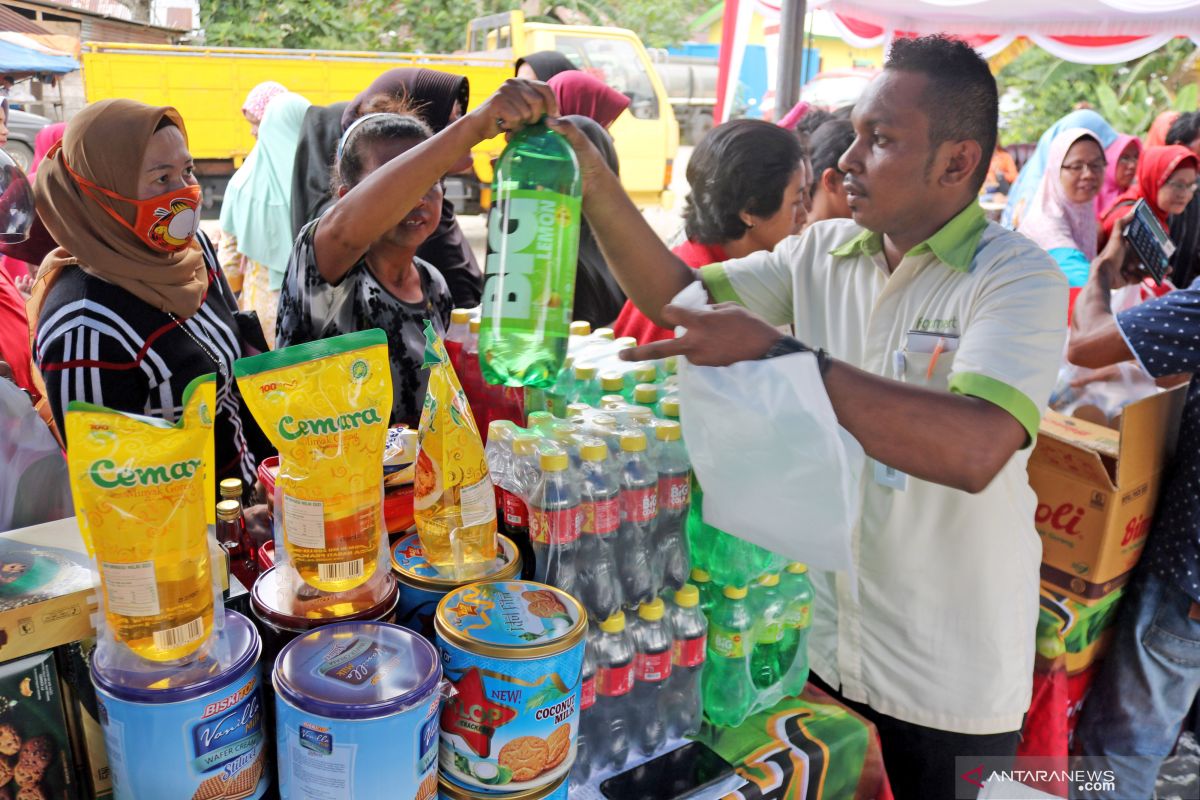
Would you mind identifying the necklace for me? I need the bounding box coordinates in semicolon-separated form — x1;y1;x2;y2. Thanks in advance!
167;311;230;380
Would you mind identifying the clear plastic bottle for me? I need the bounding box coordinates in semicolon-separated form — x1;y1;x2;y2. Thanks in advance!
630;598;672;757
666;583;707;739
484;420;517;536
633;383;659;412
572;632;599;784
503;434;540;579
526;410;555;435
654;420;691;593
528;450;581;599
702;585;756;727
479;123;581;388
565;402;592;419
594;611;635;771
460;318;488;432
544;355;576;418
572;363;602;407
599;372;625;403
778;563;815;696
748;572;786;690
445;307;473;374
658;395;680;423
578;439;623;621
617;430;657;606
690;567;716;615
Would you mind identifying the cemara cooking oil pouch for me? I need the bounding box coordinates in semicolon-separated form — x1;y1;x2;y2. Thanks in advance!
235;329;390;594
66;374;224;667
414;321;498;580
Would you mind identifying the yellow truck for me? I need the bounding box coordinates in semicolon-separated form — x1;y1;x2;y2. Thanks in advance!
80;12;677;214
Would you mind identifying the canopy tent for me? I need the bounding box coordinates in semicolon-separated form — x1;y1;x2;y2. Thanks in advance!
715;0;1200;121
0;33;78;74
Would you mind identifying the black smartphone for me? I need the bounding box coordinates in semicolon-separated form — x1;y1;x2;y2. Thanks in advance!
1122;198;1175;285
599;741;736;800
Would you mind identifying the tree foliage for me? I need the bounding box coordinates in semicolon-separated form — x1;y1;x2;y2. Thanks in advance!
997;39;1199;145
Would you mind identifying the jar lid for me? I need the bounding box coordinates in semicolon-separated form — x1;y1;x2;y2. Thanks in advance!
274;621;440;720
251;567;399;628
391;533;520;591
435;580;586;659
91;610;260;703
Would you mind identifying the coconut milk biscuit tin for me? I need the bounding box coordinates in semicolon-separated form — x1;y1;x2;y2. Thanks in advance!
435;580;586;794
273;620;442;800
91;610;269;800
438;774;568;800
392;533;521;639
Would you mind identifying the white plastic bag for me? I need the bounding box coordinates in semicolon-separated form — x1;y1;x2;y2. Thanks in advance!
672;282;863;574
0;379;71;532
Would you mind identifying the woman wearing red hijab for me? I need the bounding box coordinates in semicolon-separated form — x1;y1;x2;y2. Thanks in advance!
1144;110;1180;149
1099;144;1198;249
546;72;630;129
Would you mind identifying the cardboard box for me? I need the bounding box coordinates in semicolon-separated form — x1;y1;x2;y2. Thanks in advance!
1028;387;1185;602
1036;584;1124;675
0;649;83;799
56;639;112;799
0;518;98;662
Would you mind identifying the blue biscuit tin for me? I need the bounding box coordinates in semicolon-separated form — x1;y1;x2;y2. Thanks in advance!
273;620;442;799
391;533;521;640
92;609;269;800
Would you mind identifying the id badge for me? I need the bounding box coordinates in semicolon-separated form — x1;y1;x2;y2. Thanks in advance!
874;460;908;492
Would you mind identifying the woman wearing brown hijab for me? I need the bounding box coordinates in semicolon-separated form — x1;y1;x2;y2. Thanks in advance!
30;99;267;492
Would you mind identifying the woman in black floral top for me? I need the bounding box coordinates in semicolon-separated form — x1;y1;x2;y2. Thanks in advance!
277;112;454;426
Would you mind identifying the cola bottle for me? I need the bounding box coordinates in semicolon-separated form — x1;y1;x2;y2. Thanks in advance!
630;598;673;757
528;449;582;599
578;438;623;621
594;611;635;771
654;420;691;593
571;632;599;784
445;307;472;375
617;430;657;606
504;433;540;579
485;420;516;535
666;583;707;739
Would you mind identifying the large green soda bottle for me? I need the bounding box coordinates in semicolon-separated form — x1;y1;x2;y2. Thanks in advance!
748;572;786;690
777;563;815;696
480;123;582;388
702;585;756;727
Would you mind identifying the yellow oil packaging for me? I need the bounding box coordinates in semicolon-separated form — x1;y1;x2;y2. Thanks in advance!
235;330;391;593
65;374;217;663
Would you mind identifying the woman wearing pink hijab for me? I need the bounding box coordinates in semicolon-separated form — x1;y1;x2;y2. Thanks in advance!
546;71;630;129
241;81;288;138
1095;134;1140;221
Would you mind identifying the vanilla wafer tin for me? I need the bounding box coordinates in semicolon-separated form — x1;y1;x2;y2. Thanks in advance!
92;610;269;800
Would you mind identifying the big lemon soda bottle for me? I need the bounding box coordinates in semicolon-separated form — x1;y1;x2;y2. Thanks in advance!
236;330;392;593
479;122;582;388
66;376;217;663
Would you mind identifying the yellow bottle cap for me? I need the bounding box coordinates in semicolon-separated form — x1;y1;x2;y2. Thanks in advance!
580;440;608;461
216;499;241;521
575;364;598;380
675;584;700;607
527;411;553;426
512;435;538;456
634;366;657;383
620;431;647;452
487;420;513;439
566;403;591;417
664;356;678;375
690;568;711;583
540;452;569;471
219;478;243;499
615;337;638;349
660;397;680;419
634;383;658;403
638;598;665;621
758;573;780;588
570;320;592;336
599;611;626;633
786;563;809;575
655;420;681;442
599;373;624;392
600;395;626;408
469;319;481;333
594;327;615;340
592;414;618;429
626;407;652;423
550;423;576;441
723;585;748;600
451;308;473;324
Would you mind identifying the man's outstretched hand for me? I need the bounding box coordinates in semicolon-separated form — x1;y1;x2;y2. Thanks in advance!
619;303;783;367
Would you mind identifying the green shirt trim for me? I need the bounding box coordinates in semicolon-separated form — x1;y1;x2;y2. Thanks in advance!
699;263;743;305
829;202;988;272
949;371;1041;447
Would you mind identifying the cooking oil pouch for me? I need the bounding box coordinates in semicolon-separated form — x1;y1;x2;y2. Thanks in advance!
235;329;391;596
414;321;498;580
65;374;228;676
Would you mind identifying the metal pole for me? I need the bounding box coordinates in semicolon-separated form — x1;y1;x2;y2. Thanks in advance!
775;0;808;117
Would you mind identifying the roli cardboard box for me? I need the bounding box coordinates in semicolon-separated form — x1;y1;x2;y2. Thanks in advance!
0;518;98;662
1027;386;1185;603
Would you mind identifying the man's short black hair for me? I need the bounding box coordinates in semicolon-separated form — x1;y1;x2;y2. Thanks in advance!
1167;112;1200;147
808;119;856;190
885;35;998;192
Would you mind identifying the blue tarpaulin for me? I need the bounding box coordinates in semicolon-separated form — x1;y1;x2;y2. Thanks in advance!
0;40;78;74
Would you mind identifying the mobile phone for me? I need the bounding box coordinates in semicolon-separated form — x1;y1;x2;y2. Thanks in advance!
1122;198;1175;285
599;741;735;800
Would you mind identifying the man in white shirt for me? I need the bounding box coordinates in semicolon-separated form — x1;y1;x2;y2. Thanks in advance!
544;35;1067;799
